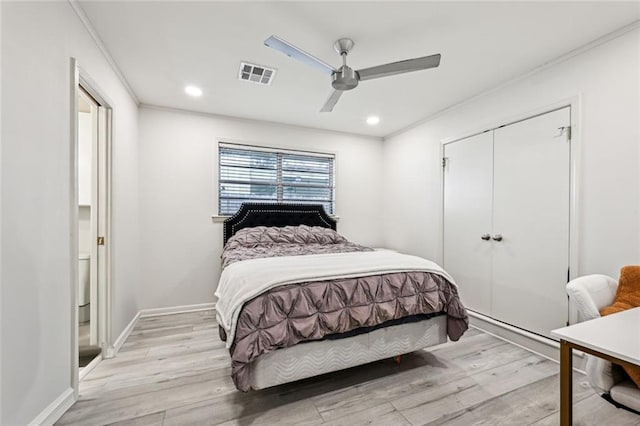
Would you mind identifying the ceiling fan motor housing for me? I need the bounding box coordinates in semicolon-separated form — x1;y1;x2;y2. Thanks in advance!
332;66;359;90
331;38;358;90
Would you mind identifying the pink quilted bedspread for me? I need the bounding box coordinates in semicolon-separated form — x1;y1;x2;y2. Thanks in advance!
220;225;468;391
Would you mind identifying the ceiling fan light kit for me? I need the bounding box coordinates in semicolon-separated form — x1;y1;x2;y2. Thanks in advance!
264;35;441;112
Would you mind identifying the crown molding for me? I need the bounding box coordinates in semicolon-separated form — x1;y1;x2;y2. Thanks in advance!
68;0;140;105
384;19;640;140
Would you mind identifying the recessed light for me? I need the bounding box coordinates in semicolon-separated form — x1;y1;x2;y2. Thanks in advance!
366;116;380;125
184;85;203;97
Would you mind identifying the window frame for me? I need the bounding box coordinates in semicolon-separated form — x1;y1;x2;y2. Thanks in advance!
215;141;336;218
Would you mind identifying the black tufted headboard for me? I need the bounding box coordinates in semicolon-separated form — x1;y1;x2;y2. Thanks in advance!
222;202;337;245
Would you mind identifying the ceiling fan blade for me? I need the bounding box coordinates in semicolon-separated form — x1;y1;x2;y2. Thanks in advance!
264;35;337;76
357;54;441;81
320;90;343;112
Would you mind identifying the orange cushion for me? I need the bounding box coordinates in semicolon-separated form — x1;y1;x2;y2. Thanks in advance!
600;265;640;387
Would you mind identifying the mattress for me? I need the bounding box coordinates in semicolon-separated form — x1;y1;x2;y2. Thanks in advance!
218;224;468;391
249;314;447;390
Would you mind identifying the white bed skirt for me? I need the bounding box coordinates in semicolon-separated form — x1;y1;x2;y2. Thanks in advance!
250;315;448;390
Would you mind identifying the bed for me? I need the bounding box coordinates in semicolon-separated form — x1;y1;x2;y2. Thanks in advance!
216;202;468;391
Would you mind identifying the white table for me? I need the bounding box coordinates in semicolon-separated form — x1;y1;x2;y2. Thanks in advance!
551;307;640;425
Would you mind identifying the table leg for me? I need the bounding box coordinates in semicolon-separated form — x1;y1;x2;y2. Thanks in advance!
560;340;573;426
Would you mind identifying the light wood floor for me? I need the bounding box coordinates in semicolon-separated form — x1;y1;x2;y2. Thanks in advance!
57;310;640;425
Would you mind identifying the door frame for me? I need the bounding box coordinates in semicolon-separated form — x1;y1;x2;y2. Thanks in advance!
77;86;101;347
69;58;115;396
440;96;582;319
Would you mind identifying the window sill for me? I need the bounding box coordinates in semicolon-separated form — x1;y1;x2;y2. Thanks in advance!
211;214;340;223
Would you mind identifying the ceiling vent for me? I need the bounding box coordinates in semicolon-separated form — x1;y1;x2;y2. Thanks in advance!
238;62;276;85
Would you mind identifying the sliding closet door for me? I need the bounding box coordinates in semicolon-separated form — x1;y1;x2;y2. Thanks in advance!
491;107;571;338
443;132;494;314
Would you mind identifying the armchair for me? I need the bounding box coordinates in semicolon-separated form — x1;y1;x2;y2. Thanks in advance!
567;274;640;412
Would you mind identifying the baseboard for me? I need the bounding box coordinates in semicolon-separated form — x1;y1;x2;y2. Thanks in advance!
468;311;586;372
111;303;215;356
79;353;103;381
113;311;141;355
138;302;216;318
43;302;216;422
28;387;75;426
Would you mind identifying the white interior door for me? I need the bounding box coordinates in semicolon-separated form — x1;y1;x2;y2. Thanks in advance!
443;132;494;314
96;105;109;351
491;107;571;338
89;93;100;347
81;85;107;348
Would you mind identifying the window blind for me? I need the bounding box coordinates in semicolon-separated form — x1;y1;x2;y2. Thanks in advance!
218;144;335;215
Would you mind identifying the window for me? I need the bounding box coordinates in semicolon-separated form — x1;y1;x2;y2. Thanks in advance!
218;143;335;215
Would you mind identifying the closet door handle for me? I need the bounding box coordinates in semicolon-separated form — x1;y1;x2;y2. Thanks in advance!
492;234;503;242
480;234;491;241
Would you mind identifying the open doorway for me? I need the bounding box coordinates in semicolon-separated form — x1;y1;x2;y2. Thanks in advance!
71;62;113;386
77;87;100;370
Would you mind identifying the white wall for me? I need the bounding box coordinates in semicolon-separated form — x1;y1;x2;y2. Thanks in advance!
0;2;139;424
78;112;92;256
78;111;92;206
137;106;384;309
0;2;4;420
382;27;640;279
78;207;91;255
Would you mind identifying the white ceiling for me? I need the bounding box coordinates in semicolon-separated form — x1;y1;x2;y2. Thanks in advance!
78;1;640;137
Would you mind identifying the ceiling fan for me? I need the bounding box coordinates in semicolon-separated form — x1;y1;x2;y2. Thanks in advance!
264;35;441;113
